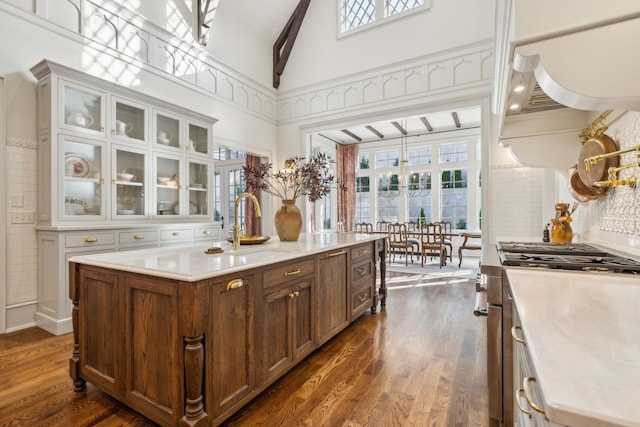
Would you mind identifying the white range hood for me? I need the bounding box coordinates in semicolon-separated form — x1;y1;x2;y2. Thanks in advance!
493;0;640;169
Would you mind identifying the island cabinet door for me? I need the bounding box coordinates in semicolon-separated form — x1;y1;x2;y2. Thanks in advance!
78;266;125;397
262;278;314;383
124;275;181;427
316;249;349;345
207;273;259;420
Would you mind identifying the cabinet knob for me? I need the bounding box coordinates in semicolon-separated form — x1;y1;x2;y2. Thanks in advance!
84;237;97;243
288;291;299;299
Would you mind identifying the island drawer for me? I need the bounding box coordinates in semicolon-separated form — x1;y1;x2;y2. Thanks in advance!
351;282;373;317
263;258;315;289
351;259;373;287
65;231;115;248
350;242;374;263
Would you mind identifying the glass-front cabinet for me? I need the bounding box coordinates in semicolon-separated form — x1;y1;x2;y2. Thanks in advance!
113;146;146;218
187;160;209;216
62;136;105;220
187;121;210;156
155;110;181;151
112;96;147;144
61;80;105;136
155;154;181;217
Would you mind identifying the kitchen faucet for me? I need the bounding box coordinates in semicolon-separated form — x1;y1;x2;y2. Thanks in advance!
233;192;262;249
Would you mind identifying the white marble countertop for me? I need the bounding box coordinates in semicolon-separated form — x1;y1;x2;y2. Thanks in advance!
68;232;380;282
507;268;640;427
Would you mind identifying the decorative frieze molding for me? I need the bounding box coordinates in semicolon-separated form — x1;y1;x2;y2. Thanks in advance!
598;117;640;234
7;137;37;150
277;45;494;123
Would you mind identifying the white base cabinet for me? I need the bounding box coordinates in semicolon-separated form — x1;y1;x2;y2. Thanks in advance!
512;300;566;427
36;223;221;335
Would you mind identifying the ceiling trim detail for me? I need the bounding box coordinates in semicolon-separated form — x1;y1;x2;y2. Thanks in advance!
277;43;493;125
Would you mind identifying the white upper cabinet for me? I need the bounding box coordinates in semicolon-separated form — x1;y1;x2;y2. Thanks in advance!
30;59;217;227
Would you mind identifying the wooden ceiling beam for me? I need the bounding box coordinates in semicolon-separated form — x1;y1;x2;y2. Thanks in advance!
391;121;407;135
420;116;433;132
365;125;384;139
273;0;311;89
341;129;362;142
451;112;461;128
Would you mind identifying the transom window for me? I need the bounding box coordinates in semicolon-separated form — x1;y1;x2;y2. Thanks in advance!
340;0;428;33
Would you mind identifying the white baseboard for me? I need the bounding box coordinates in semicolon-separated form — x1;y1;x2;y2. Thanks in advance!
5;301;37;333
35;311;72;336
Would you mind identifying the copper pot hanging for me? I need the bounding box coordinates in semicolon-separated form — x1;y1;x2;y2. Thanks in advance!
577;135;619;187
568;165;607;202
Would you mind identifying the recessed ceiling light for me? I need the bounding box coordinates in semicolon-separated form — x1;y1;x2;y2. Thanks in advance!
513;85;525;93
509;103;520;110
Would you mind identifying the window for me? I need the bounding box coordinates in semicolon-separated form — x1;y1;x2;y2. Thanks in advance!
376;150;399;168
358;153;370;170
440;143;468;163
377;174;399;221
355;176;371;223
340;0;427;33
441;169;467;229
408;146;431;166
407;172;431;224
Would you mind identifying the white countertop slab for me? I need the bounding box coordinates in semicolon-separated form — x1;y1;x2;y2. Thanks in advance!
507;268;640;427
68;232;380;282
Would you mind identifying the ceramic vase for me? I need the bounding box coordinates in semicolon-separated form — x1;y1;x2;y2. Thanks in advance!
274;199;302;241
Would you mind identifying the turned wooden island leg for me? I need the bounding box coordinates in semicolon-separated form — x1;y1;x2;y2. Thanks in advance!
378;237;387;305
68;262;86;392
181;334;206;426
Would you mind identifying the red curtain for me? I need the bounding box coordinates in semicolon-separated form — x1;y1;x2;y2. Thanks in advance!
244;154;262;236
337;144;358;232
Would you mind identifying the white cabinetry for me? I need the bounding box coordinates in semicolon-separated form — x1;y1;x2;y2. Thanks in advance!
512;302;566;427
30;59;221;335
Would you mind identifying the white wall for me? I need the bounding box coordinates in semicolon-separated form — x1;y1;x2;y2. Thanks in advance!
278;0;496;91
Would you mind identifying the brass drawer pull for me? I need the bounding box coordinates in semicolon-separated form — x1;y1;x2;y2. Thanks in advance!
360;249;369;254
84;237;97;243
288;291;300;299
325;250;346;258
511;325;526;345
202;230;210;235
284;269;301;277
515;389;532;418
133;234;144;240
507;293;513;300
227;279;244;291
357;268;367;276
284;268;300;277
358;293;367;302
523;377;545;414
172;232;179;236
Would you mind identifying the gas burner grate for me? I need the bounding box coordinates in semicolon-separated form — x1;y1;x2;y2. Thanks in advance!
500;253;640;273
496;241;608;256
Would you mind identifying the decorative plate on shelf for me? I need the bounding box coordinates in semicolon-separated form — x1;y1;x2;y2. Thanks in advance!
65;153;90;178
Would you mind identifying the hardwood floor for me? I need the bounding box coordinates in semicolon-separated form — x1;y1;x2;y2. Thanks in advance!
0;267;488;426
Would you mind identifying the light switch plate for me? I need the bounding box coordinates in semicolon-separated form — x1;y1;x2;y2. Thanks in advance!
11;211;35;224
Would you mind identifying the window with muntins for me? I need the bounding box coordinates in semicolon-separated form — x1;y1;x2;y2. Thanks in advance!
340;0;427;33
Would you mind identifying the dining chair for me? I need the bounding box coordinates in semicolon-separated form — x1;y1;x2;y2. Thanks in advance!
435;221;453;263
387;223;414;266
404;221;421;259
419;223;446;268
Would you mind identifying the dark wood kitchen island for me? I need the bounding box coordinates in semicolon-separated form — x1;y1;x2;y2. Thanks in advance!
68;233;385;426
